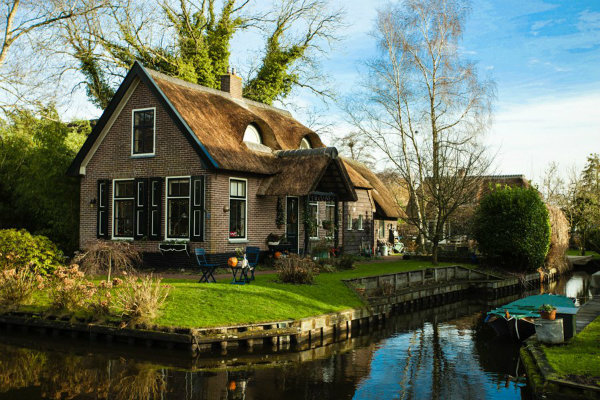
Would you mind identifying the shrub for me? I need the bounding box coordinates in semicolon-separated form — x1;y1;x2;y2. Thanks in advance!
116;275;170;325
48;265;95;312
473;186;551;271
275;255;318;284
0;229;63;275
0;269;43;311
336;254;356;270
74;241;140;282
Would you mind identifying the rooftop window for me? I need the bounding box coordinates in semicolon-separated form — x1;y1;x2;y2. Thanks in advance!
300;137;311;149
243;124;262;144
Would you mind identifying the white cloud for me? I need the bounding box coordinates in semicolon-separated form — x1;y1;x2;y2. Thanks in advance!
487;91;600;182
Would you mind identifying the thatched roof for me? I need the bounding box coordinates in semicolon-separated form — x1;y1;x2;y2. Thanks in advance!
149;69;324;174
341;158;402;219
257;148;357;201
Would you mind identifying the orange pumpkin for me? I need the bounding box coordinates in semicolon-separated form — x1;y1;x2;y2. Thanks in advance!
274;251;282;259
228;380;237;391
228;257;238;267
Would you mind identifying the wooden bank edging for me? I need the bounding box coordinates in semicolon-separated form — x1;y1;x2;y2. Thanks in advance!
522;339;600;399
0;266;553;356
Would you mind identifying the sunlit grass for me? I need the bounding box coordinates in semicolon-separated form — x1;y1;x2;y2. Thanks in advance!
543;316;600;384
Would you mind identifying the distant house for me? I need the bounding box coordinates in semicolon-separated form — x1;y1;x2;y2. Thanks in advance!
67;62;400;264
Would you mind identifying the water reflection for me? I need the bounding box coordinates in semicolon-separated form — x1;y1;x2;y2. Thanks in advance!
0;271;595;400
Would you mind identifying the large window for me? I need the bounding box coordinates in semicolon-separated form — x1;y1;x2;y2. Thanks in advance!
229;179;247;239
166;177;190;239
357;214;364;231
113;180;134;238
309;201;318;239
132;108;155;155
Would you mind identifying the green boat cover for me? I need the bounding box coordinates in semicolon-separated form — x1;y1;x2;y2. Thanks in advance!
487;294;576;319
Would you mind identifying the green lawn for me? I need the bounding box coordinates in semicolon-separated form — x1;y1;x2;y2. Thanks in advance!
543;316;600;384
18;259;459;328
566;249;600;260
157;259;457;328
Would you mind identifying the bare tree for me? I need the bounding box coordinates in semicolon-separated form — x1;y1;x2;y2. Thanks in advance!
345;0;494;264
0;0;105;111
539;161;566;207
332;131;375;168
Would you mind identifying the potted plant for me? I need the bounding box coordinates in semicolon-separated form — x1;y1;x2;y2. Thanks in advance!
266;233;281;246
311;238;332;259
322;220;333;231
538;304;557;320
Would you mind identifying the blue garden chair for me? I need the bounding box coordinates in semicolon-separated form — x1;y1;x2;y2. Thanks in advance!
245;246;260;282
195;248;218;283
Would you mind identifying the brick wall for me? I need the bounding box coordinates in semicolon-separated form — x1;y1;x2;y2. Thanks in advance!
342;189;375;255
80;80;210;261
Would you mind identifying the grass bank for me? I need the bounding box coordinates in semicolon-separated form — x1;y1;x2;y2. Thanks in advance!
542;315;600;386
566;249;600;260
21;259;459;328
157;259;459;328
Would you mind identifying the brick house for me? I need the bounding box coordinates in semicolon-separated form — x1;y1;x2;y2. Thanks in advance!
68;62;400;265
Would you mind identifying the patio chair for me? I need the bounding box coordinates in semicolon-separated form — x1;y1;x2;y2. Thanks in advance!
195;248;218;283
245;246;260;281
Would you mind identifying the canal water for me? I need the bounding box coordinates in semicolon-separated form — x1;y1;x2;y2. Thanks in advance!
0;271;597;400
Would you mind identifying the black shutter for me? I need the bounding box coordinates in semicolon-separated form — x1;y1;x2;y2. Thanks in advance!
134;178;148;239
97;179;109;239
148;177;163;240
191;176;205;241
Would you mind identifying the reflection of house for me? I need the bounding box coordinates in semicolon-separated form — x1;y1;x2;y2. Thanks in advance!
67;62;399;263
402;175;530;242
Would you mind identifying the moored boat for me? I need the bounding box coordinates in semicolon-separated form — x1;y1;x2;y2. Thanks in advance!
485;294;577;341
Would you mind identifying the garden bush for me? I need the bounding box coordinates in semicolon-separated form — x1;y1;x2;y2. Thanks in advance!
116;275;170;325
275;254;318;284
48;265;94;312
0;229;64;275
74;241;141;282
473;186;551;271
336;254;357;270
0;269;43;311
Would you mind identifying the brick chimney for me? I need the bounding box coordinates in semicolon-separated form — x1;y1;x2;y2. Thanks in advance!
220;67;243;99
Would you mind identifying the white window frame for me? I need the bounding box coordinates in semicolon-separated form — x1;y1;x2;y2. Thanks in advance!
164;176;191;241
325;201;336;239
112;178;135;240
242;124;262;144
309;201;319;240
150;180;159;238
358;214;364;231
228;177;248;243
131;107;156;157
347;209;353;230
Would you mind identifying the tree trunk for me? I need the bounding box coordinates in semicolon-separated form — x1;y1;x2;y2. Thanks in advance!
107;253;112;283
431;241;439;265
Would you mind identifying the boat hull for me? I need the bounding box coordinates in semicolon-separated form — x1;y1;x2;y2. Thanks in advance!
487;317;536;341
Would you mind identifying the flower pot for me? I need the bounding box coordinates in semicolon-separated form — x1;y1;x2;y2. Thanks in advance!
540;310;557;320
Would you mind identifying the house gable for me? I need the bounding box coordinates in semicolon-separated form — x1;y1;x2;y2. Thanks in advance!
68;61;218;176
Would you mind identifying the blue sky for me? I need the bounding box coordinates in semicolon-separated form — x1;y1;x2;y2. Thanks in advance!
71;0;600;183
255;0;600;182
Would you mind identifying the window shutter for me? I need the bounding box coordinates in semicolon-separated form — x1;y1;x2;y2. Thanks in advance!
148;177;163;240
191;176;205;241
97;180;109;239
134;178;148;239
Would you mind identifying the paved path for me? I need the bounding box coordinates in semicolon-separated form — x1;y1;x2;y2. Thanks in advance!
576;295;600;333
